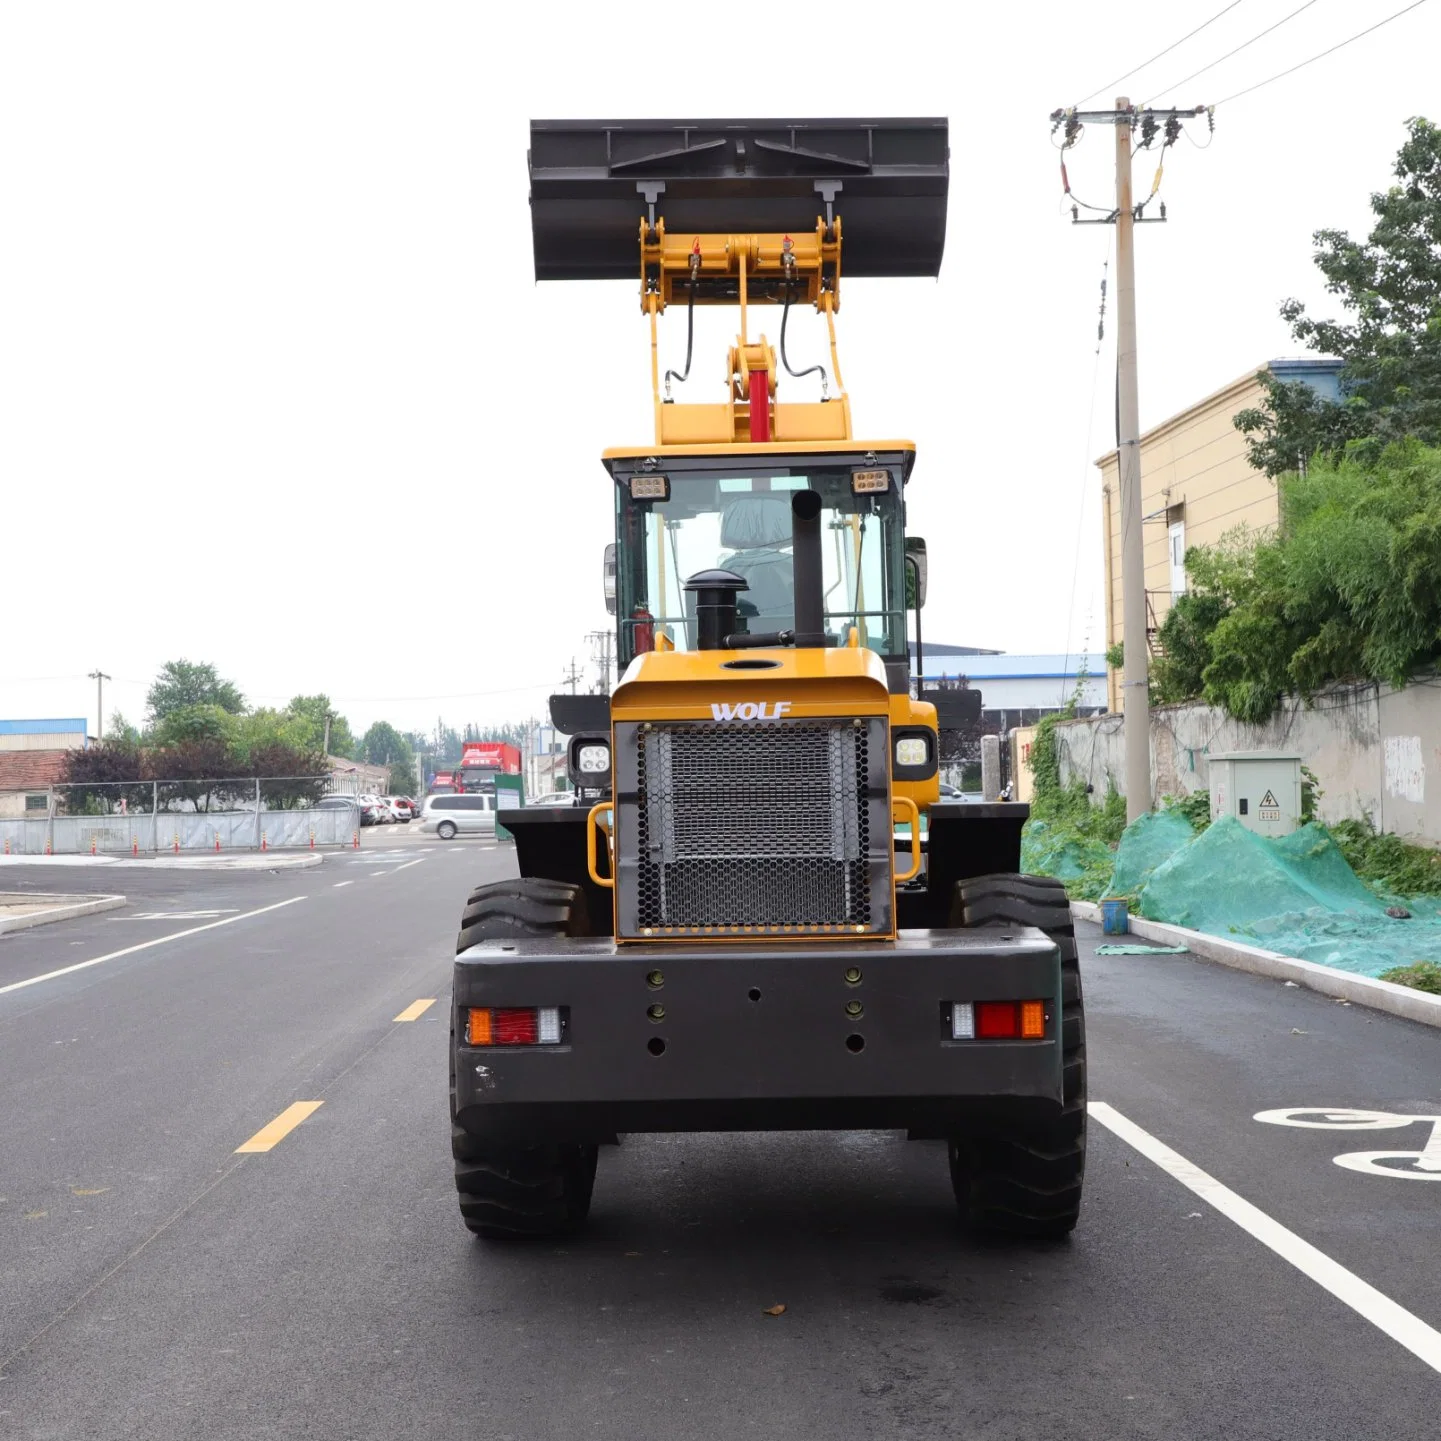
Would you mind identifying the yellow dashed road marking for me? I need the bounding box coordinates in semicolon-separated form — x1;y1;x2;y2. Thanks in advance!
235;1101;323;1154
393;998;436;1022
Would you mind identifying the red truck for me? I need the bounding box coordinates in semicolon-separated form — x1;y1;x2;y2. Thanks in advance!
454;741;521;794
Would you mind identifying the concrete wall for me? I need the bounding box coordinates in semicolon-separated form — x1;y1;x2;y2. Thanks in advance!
1052;678;1441;845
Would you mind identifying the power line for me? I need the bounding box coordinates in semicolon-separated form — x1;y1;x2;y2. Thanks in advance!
1143;0;1322;104
247;681;558;705
1060;237;1113;704
1074;2;1247;106
1215;0;1432;105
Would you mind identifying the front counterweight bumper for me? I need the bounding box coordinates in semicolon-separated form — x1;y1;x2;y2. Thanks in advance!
452;930;1062;1144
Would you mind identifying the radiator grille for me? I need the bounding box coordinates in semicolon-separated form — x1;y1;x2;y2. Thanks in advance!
631;719;881;932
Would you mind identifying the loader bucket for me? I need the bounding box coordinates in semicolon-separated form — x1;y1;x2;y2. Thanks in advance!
528;118;949;282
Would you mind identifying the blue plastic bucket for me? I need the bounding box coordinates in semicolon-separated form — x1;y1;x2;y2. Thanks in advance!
1101;899;1130;935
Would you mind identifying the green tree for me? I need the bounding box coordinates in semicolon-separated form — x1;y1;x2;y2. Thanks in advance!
360;721;413;770
1237;118;1441;474
285;695;355;758
431;720;462;764
146;659;245;723
388;756;419;796
107;711;141;746
1161;443;1441;721
150;703;241;751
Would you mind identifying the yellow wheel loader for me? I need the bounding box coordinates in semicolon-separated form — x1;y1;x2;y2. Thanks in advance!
449;120;1084;1239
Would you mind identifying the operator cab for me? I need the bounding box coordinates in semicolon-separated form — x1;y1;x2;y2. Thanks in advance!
607;448;915;687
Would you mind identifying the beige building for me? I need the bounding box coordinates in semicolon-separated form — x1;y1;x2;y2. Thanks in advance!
1097;358;1342;713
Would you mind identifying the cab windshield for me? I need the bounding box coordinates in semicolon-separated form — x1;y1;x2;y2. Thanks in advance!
612;461;907;666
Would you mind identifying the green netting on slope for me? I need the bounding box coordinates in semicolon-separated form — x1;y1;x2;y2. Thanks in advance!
1139;818;1377;929
1105;810;1196;898
1136;817;1441;978
1020;819;1112;883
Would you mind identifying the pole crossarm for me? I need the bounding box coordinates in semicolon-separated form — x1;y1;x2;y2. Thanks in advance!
1050;106;1207;126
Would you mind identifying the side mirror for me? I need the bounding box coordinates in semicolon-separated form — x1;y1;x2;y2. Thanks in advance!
603;543;617;616
905;537;928;610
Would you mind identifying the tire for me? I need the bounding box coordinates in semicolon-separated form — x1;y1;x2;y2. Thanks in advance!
436;820;457;840
946;873;1085;1239
451;878;598;1239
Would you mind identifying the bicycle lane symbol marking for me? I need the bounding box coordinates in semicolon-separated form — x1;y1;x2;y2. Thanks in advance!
1256;1108;1441;1181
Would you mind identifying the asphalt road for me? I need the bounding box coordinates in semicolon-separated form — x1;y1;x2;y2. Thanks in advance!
2;839;1439;1439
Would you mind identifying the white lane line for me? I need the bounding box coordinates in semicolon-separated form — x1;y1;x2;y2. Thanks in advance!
1089;1101;1441;1375
392;859;425;873
333;881;353;888
0;897;308;998
371;871;387;877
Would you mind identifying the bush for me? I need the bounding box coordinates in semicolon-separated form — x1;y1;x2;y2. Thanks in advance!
1161;789;1211;832
1133;443;1441;720
1022;711;1125;897
1331;817;1441;897
1379;960;1441;995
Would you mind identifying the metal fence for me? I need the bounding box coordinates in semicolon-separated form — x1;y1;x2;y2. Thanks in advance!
0;780;360;855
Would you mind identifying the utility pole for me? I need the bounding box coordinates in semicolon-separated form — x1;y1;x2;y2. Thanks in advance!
88;670;111;741
1114;101;1149;825
586;630;613;693
562;658;583;695
1050;98;1209;822
322;711;333;757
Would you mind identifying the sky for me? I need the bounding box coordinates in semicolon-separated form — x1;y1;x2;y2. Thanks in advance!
2;0;1438;740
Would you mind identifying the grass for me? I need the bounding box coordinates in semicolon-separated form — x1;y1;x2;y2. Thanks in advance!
1378;960;1441;995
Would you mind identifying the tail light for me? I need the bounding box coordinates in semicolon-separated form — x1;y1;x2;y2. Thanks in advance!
466;1007;564;1045
951;1001;1047;1041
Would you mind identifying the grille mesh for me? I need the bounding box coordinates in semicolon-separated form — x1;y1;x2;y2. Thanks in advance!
633;720;874;931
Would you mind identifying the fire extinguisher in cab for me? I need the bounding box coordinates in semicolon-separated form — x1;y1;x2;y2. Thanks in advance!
632;604;654;653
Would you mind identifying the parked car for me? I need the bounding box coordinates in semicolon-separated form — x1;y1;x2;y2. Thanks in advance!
359;793;393;823
381;796;414;822
338;797;381;827
528;791;576;807
418;793;496;840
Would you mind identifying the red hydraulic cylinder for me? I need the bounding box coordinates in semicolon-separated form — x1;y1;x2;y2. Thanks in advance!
749;368;770;443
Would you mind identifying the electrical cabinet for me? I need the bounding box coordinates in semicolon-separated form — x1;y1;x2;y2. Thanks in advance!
1207;752;1302;838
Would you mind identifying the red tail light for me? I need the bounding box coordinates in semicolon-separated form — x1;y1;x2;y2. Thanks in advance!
466;1007;563;1045
956;1001;1048;1041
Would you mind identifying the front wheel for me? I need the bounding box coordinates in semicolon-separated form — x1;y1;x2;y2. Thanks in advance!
947;873;1086;1239
436;820;457;840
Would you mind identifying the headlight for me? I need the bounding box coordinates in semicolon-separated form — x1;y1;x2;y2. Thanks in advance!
578;743;611;774
895;736;929;767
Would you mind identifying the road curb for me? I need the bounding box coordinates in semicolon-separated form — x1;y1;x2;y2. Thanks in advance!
1071;900;1441;1031
0;893;128;935
0;852;324;871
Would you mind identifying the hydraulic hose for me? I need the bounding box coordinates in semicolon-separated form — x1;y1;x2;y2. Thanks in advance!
663;260;699;396
780;269;828;392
